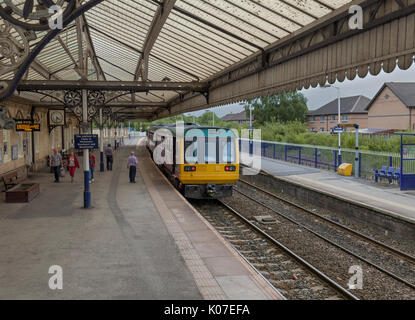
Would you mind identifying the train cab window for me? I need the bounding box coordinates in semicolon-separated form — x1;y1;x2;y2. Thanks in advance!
185;138;199;164
205;138;217;163
217;137;235;164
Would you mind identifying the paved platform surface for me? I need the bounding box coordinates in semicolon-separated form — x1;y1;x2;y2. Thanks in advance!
0;139;280;300
257;157;415;224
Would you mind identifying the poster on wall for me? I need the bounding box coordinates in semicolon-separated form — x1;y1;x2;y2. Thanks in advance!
12;145;18;160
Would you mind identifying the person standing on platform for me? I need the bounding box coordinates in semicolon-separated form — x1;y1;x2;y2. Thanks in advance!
50;149;62;183
105;144;114;171
89;151;96;183
127;151;138;183
67;151;80;183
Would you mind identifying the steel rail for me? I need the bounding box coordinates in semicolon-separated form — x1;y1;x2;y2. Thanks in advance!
233;186;415;290
217;200;360;300
239;178;415;264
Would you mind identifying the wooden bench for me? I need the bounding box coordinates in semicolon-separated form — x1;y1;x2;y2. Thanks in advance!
2;170;40;203
2;171;25;191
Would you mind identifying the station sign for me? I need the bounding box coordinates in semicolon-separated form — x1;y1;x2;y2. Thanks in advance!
339;123;359;129
74;134;99;150
332;126;344;133
15;123;41;132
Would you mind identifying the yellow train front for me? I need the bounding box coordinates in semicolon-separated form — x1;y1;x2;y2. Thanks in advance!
147;124;239;199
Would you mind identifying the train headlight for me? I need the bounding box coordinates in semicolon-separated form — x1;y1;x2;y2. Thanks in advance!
225;166;236;172
184;166;197;172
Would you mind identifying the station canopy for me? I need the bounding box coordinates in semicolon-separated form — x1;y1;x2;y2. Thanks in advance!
0;0;352;121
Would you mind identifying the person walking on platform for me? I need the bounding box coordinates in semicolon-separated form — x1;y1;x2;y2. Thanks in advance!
105;144;114;171
50;149;62;183
67;151;80;183
89;151;96;183
127;151;138;183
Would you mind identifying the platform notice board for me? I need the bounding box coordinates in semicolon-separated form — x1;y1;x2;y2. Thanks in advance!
74;134;99;150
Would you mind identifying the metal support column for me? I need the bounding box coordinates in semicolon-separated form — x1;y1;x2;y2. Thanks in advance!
82;89;91;208
99;108;104;172
355;124;359;179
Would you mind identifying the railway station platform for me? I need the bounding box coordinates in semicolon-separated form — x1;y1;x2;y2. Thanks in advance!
0;138;281;300
256;157;415;225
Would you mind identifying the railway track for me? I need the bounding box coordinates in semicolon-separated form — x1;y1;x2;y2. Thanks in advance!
217;179;415;299
192;199;359;300
238;178;415;265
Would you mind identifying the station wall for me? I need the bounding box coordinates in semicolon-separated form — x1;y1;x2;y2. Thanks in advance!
0;98;79;188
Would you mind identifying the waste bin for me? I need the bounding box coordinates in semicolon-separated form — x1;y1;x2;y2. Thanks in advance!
338;163;353;176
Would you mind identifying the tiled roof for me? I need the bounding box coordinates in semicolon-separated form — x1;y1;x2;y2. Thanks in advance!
367;83;415;110
308;96;370;116
221;110;249;122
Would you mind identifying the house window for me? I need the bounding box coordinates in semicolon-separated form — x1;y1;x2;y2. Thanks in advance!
330;115;336;122
320;116;325;123
309;116;315;123
342;114;349;122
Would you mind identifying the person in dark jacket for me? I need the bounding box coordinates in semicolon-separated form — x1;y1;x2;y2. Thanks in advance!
127;151;138;183
105;144;114;171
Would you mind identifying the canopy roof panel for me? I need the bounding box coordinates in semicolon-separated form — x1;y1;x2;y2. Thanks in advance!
1;0;353;120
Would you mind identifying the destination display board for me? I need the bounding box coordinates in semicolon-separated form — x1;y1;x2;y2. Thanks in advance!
74;134;99;150
15;123;41;132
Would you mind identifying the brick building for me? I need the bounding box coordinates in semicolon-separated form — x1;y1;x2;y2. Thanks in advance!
307;96;370;132
366;82;415;131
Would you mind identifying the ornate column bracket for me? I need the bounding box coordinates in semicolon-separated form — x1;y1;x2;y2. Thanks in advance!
0;0;105;102
64;89;105;124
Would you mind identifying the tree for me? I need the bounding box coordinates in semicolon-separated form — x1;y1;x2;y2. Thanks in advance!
197;111;223;126
246;92;308;125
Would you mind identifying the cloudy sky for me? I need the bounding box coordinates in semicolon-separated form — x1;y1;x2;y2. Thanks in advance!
187;64;415;118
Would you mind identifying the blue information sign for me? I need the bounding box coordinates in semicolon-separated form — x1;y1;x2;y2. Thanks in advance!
74;134;99;150
333;126;344;133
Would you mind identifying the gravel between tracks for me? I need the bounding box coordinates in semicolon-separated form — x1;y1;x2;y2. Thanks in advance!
240;177;415;257
192;200;353;300
221;188;415;300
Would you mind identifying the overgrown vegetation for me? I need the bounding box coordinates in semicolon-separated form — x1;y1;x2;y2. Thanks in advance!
246;92;309;124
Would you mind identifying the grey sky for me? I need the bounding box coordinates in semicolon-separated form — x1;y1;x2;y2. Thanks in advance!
187;64;415;118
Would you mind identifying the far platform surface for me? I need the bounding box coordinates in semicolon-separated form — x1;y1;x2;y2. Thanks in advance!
256;157;415;224
0;138;280;300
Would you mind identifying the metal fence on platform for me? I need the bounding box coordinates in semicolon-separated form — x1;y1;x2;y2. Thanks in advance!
240;139;406;181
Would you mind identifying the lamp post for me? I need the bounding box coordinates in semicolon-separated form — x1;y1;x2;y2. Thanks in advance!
249;106;254;129
323;84;342;165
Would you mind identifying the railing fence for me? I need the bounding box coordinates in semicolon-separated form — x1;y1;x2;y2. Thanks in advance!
240;139;406;182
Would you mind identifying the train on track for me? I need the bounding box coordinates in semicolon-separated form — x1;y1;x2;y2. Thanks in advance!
147;123;239;199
